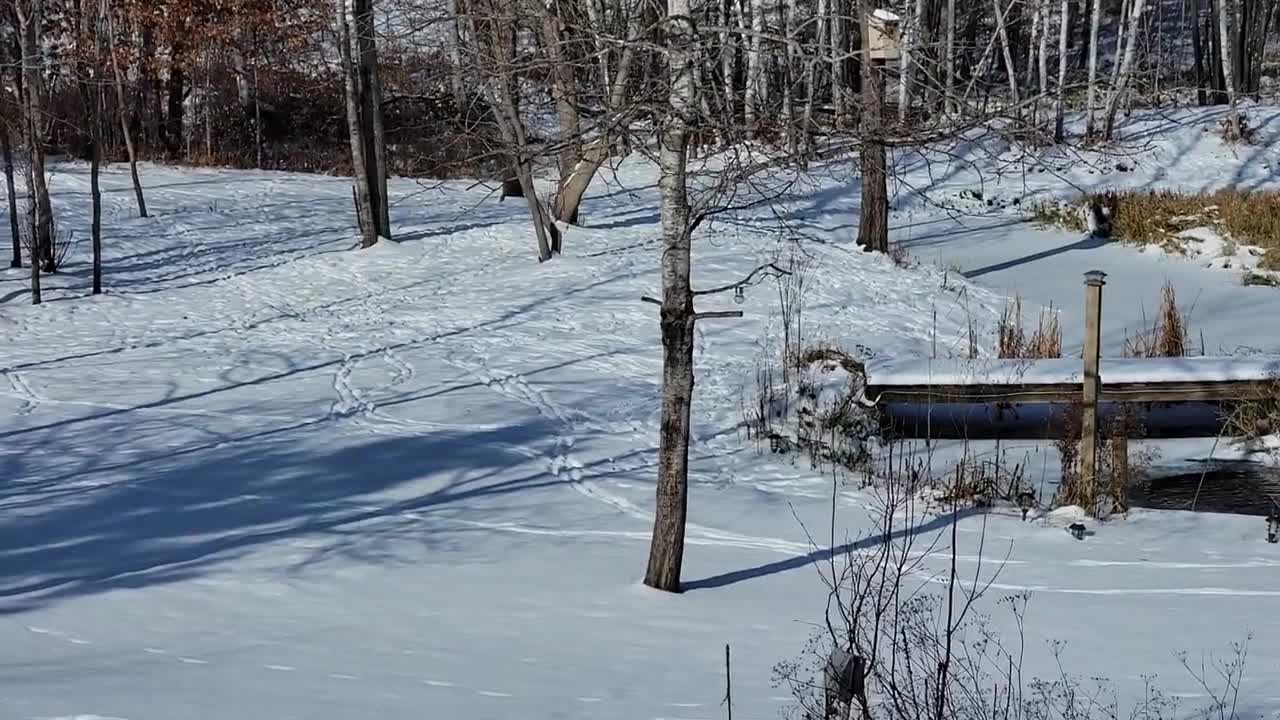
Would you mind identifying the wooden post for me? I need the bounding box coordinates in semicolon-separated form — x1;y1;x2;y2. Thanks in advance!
1081;270;1106;513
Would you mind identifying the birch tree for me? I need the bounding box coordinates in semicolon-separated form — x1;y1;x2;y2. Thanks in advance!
1083;0;1102;135
1102;0;1147;140
744;0;768;138
644;0;699;594
992;0;1021;111
1218;0;1243;137
1053;0;1070;140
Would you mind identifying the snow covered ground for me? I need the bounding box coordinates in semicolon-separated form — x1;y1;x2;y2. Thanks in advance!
3;107;1280;719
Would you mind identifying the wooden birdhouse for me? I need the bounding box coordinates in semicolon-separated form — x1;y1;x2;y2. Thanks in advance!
866;8;902;61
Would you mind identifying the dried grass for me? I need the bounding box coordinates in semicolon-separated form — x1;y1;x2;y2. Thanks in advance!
1030;188;1280;257
996;296;1062;359
1122;282;1190;358
1054;405;1156;517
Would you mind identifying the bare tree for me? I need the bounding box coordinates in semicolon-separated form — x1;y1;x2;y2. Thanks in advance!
1083;0;1102;135
14;0;53;272
992;0;1021;111
744;0;768;138
2;122;18;270
1102;0;1147;139
1218;0;1243;137
338;0;377;247
1053;0;1070;141
105;0;147;218
644;0;700;592
90;0;105;293
355;0;392;238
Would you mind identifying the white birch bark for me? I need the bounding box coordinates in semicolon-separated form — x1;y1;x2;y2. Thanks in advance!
1084;0;1103;135
1103;0;1146;139
1054;0;1070;140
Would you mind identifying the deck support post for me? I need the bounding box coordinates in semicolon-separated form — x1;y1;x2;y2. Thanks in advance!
1082;270;1107;513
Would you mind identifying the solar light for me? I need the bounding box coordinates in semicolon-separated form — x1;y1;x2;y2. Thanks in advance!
1018;491;1036;521
734;285;745;305
1069;522;1087;540
1267;514;1279;544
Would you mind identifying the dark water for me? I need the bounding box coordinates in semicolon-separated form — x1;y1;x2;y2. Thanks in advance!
1129;461;1280;516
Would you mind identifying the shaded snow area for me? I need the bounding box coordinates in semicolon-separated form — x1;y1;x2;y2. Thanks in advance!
4;106;1280;720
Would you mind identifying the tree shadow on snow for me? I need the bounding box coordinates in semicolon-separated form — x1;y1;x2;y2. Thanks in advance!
961;233;1108;279
682;506;980;591
0;410;579;614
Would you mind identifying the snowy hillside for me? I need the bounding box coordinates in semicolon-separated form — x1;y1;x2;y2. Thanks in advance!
3;106;1280;719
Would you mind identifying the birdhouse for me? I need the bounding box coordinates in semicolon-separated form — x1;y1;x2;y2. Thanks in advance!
866;8;902;61
1068;522;1087;541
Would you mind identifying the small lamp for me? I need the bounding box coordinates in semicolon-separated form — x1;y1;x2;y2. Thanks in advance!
1267;514;1279;544
1069;522;1087;541
734;285;746;305
1017;491;1036;522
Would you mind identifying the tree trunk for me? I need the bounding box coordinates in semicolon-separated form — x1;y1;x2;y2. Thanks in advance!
1037;0;1050;128
645;0;697;595
1192;0;1206;105
993;0;1022;110
540;4;581;242
106;0;147;217
27;173;40;304
832;0;848;126
355;0;391;239
857;0;888;253
91;94;102;294
1054;0;1071;140
3;128;19;269
338;0;377;248
204;48;213;157
943;0;955;114
744;0;767;138
88;0;103;292
1106;0;1130;101
1103;0;1146;139
481;0;554;261
140;26;159;151
1083;0;1102;135
719;0;735;135
800;0;828;159
16;0;53;271
783;0;798;151
448;0;468;115
1076;0;1091;68
1219;0;1242;135
897;0;919;122
165;38;185;158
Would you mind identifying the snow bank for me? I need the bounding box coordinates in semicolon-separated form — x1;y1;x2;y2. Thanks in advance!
867;356;1280;386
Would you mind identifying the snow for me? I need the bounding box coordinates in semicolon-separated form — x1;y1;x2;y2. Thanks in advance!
868;356;1280;387
871;7;901;22
3;105;1280;719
